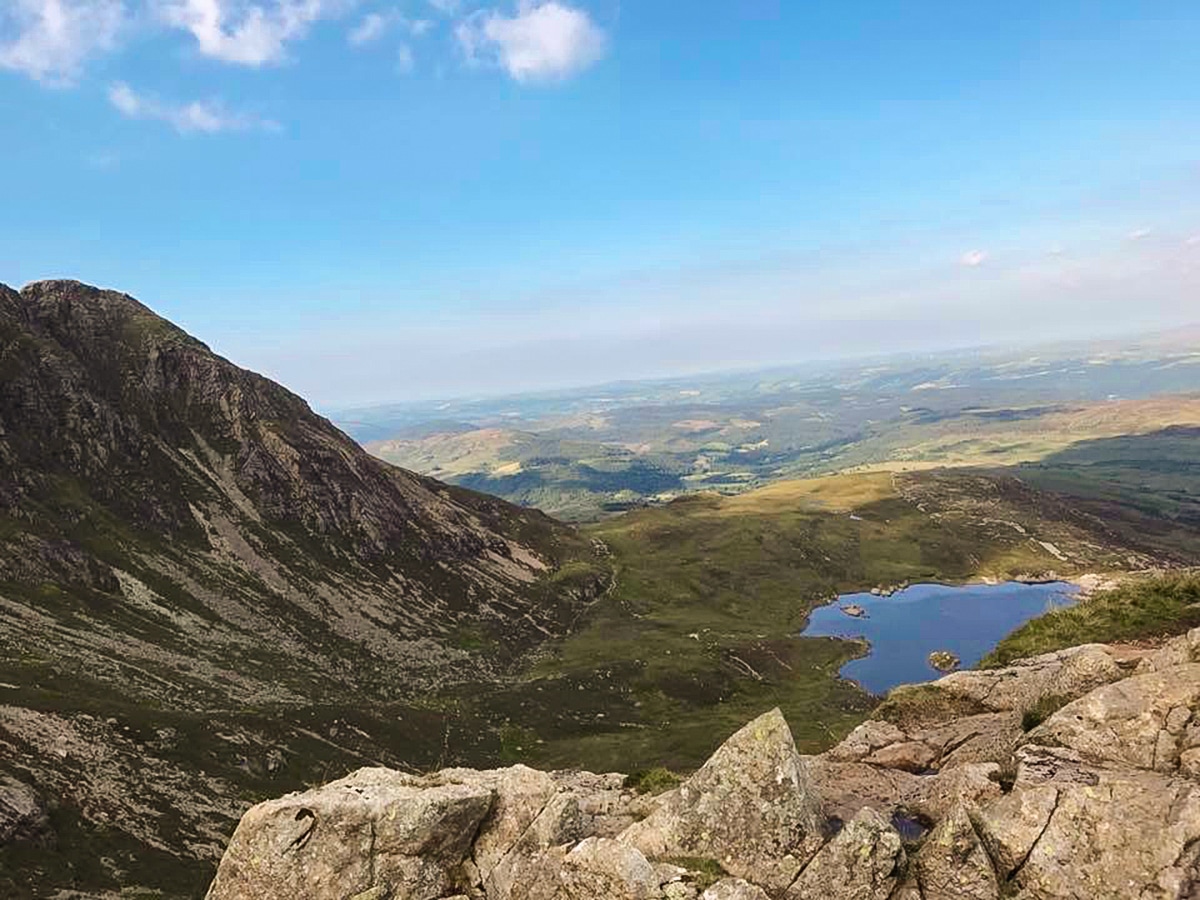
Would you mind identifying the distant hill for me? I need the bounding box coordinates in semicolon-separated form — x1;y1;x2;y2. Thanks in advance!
358;355;1200;521
0;280;608;897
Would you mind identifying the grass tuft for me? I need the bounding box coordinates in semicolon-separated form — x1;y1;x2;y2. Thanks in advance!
665;857;727;889
872;684;989;732
1021;694;1072;732
624;767;683;795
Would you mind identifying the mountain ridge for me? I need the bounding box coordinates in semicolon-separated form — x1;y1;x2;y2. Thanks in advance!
0;279;609;703
0;279;609;897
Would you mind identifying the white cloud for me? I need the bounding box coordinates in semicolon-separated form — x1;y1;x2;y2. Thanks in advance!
428;0;459;14
348;11;389;44
108;80;279;132
158;0;344;66
0;0;124;85
1127;227;1152;241
348;9;433;45
960;249;988;267
457;1;605;83
395;41;413;72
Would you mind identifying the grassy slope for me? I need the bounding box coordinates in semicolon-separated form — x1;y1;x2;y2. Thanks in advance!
459;470;1133;775
983;571;1200;667
1009;427;1200;558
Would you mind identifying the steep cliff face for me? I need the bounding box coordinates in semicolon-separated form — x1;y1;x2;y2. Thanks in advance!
0;280;606;703
0;280;609;897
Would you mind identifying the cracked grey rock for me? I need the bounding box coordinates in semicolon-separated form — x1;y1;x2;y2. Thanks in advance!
1025;664;1200;773
1010;771;1200;899
913;804;999;900
785;806;904;900
619;708;824;892
970;784;1058;880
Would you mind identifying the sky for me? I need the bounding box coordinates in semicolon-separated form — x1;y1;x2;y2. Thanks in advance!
2;1;1199;407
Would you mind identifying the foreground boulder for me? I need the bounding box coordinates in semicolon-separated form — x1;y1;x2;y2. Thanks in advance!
619;708;824;891
207;641;1200;900
784;807;903;900
206;768;494;900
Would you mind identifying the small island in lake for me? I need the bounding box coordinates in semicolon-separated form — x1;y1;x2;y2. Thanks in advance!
840;603;868;618
928;650;962;673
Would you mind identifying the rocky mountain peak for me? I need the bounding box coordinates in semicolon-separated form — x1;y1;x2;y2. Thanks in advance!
0;279;608;704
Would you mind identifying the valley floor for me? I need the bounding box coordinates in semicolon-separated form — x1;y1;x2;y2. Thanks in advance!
3;466;1198;898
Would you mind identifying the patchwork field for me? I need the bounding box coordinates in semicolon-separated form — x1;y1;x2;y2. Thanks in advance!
350;336;1200;521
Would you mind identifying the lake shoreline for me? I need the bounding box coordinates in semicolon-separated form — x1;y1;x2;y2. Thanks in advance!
804;580;1082;695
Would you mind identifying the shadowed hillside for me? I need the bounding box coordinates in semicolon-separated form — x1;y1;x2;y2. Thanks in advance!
0;281;609;898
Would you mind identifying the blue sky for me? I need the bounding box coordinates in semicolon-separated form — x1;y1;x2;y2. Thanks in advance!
2;1;1199;406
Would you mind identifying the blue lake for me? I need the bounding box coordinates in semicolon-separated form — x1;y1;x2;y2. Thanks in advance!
800;581;1079;695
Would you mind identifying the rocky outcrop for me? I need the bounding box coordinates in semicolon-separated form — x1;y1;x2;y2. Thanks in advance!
0;775;50;845
1025;664;1200;772
784;807;903;900
208;634;1200;900
931;643;1124;713
618;708;824;891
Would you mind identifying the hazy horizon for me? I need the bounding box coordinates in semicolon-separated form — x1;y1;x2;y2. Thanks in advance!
321;318;1200;415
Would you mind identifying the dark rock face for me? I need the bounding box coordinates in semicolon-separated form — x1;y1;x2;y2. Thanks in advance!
0;776;50;846
0;280;604;697
0;280;608;898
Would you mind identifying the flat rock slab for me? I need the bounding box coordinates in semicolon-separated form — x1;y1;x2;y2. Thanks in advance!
1027;664;1200;773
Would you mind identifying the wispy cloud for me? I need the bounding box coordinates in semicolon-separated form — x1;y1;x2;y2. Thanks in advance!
960;249;988;267
1127;227;1152;241
348;11;388;44
427;0;459;14
109;81;279;133
348;9;432;46
457;0;605;83
84;149;121;168
0;0;124;85
396;41;414;72
157;0;345;66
